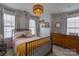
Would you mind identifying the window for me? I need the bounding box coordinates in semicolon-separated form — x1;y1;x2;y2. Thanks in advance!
4;13;15;38
67;17;79;36
29;19;36;35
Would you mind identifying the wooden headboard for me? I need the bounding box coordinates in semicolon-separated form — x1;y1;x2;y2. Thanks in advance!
14;29;29;32
12;29;30;38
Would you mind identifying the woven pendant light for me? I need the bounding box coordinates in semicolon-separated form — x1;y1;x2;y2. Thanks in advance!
33;4;44;16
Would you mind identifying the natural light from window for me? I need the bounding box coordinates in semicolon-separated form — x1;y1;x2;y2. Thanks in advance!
4;13;15;38
29;19;36;35
67;17;79;36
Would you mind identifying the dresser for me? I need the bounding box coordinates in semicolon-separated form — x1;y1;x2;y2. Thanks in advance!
51;33;79;53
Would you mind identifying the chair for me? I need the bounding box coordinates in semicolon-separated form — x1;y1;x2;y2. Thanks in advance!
0;34;7;56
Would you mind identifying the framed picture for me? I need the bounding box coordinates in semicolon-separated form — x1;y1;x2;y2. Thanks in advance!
55;22;61;28
40;19;50;28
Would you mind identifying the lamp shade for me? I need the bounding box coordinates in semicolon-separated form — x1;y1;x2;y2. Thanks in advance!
33;4;44;16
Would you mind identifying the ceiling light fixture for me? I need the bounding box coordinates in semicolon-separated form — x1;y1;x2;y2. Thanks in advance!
33;4;44;16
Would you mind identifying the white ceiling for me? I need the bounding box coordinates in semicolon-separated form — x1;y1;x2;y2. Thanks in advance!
2;3;79;15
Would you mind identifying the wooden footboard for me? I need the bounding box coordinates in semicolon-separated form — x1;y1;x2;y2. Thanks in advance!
16;36;51;56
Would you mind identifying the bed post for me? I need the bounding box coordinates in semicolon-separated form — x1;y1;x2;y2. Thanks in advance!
26;43;27;56
50;33;53;53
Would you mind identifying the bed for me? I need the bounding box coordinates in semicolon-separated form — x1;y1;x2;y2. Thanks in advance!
12;29;51;56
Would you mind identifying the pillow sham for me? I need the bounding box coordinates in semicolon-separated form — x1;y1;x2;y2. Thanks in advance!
13;30;34;39
16;34;26;38
13;31;26;39
24;31;32;38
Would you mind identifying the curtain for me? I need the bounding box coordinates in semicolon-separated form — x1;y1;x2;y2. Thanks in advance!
67;12;79;18
15;11;21;29
3;8;15;15
0;8;3;34
30;16;40;36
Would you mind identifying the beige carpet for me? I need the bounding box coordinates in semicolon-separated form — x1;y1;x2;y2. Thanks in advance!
3;45;79;56
4;49;15;56
53;45;79;56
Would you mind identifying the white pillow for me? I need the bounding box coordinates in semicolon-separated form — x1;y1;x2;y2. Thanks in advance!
13;31;29;39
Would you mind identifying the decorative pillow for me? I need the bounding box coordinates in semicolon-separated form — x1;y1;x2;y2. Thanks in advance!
13;34;21;39
16;34;26;38
13;31;32;39
13;31;27;39
24;31;32;38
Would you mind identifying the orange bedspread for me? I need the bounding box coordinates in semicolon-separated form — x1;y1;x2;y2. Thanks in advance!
16;37;50;56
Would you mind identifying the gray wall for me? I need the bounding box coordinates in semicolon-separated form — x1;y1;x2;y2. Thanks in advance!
15;11;29;29
51;14;67;34
40;14;51;37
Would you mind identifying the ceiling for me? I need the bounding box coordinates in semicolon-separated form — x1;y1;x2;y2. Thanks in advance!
2;3;79;15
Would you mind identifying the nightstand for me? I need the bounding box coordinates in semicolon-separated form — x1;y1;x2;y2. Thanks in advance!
0;41;7;56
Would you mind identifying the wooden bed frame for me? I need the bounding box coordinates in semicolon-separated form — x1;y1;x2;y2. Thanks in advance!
12;29;51;56
25;36;51;56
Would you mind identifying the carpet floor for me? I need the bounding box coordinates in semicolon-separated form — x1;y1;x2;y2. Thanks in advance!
2;45;79;56
4;49;16;56
52;45;79;56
